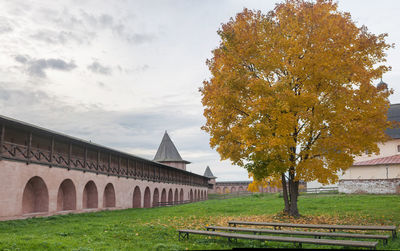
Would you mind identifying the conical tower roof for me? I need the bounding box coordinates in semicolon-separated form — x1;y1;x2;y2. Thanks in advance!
204;166;217;178
153;131;190;163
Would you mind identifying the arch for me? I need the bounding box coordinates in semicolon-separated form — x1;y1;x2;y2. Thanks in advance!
161;188;167;203
190;189;194;201
168;189;173;204
223;187;229;194
180;188;184;201
238;186;244;192
200;190;203;200
103;183;116;208
174;188;178;203
22;176;49;214
231;187;236;193
57;179;76;211
83;181;98;209
144;187;151;208
132;186;141;208
153;188;159;207
216;187;221;194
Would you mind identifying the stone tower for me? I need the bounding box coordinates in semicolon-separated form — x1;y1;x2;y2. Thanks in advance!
203;166;217;193
153;131;190;170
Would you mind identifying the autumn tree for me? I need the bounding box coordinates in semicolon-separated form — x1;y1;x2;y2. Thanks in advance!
200;0;393;217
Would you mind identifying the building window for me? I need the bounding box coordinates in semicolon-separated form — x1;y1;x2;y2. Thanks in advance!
397;145;400;152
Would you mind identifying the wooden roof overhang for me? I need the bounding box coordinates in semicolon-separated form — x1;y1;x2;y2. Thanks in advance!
0;114;209;182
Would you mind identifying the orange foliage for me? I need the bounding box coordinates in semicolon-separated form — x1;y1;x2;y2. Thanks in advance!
200;0;393;215
201;0;393;185
248;173;281;192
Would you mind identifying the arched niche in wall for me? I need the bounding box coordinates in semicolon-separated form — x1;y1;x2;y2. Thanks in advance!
83;181;98;209
103;183;116;208
174;189;178;203
153;188;159;207
22;176;49;214
144;187;151;208
57;179;76;211
132;186;141;208
161;189;167;203
168;189;173;203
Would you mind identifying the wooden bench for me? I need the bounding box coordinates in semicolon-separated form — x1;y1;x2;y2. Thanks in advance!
206;226;390;244
178;229;378;249
228;221;397;238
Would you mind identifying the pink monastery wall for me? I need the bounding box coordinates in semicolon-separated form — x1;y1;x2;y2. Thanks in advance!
0;159;207;221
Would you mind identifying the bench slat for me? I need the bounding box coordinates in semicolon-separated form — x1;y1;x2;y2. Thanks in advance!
207;226;389;240
179;229;378;248
228;221;396;231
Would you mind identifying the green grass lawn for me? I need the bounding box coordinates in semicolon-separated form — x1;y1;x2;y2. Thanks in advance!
0;194;399;250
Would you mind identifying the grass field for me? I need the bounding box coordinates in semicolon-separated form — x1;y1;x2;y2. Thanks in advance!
0;193;399;250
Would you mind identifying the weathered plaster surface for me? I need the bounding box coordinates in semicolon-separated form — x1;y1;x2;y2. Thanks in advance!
341;165;400;180
339;179;400;194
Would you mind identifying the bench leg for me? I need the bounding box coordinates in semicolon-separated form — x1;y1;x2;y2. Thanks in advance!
227;237;238;243
179;232;189;241
294;242;302;248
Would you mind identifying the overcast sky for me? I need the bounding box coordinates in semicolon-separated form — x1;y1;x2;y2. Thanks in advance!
0;0;399;181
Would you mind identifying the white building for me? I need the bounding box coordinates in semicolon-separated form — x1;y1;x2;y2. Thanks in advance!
339;103;400;194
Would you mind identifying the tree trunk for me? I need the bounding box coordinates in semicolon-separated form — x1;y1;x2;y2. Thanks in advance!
281;173;289;214
281;172;300;217
288;179;300;217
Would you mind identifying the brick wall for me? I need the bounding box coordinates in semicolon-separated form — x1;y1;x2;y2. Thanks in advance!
338;179;400;194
